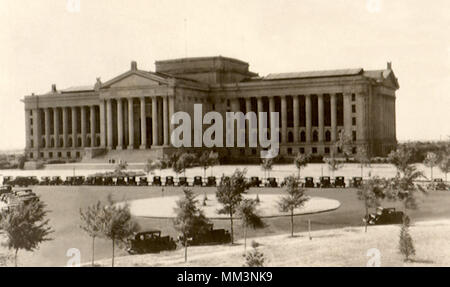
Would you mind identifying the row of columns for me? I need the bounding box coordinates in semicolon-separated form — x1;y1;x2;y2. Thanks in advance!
231;93;358;144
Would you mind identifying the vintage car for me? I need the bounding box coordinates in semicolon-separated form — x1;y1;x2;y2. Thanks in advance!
13;189;39;204
2;176;13;186
319;176;332;188
351;177;363;188
116;176;126;186
265;177;278;188
0;185;12;195
427;178;448;191
73;176;85;185
8;176;38;187
363;207;404;225
127;230;177;254
127;176;137;186
63;176;74;185
248;176;262;188
304;177;315;188
220;176;230;185
40;176;51;185
93;176;104;185
165;176;174;186
334;176;346;188
50;176;63;185
206;176;217;187
103;177;113;186
178;177;189;186
193;176;203;186
138;177;148;186
179;224;231;246
152;176;162;186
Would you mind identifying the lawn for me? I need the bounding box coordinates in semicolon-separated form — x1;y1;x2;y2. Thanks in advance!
1;185;449;266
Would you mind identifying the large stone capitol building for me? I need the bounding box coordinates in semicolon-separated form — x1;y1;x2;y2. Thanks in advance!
23;56;399;162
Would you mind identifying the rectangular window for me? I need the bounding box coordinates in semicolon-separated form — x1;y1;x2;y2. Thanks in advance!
325;147;330;154
300;147;305;154
352;131;357;141
287;148;292;155
312;147;317;154
351;94;355;101
58;152;62;158
67;152;71;157
30;152;33;158
30;140;34;148
49;152;53;158
352;117;356;126
352;105;356;113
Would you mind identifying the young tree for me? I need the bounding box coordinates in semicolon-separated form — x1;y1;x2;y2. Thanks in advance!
399;215;415;262
423;152;439;181
243;241;265;267
357;177;384;232
143;159;157;177
114;161;128;174
216;169;249;244
278;176;309;237
198;151;219;178
173;189;210;262
175;153;197;177
80;201;105;266
355;146;371;178
101;196;140;267
335;130;353;161
294;153;310;179
439;154;450;182
237;199;265;253
325;151;343;178
0;199;53;267
388;146;413;175
260;158;273;181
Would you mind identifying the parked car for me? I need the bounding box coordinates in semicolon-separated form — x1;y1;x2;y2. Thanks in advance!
73;176;85;185
193;176;203;186
50;176;63;185
206;176;216;187
103;177;113;185
351;177;363;188
220;176;230;185
2;176;13;186
116;176;126;186
265;177;278;188
0;185;12;195
10;176;35;187
334;176;346;188
179;224;231;246
319;176;332;188
249;176;262;187
152;176;162;186
127;176;137;186
64;176;74;185
363;207;404;225
138;177;148;186
304;177;315;188
13;189;39;204
127;230;177;254
427;178;448;191
178;177;189;187
40;176;51;185
93;176;104;185
165;176;174;186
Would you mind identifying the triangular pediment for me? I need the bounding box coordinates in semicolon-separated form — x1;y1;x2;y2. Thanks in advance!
383;70;400;89
102;70;169;89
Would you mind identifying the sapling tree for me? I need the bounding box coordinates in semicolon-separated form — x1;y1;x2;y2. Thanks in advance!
294;153;310;179
357;177;384;232
260;158;273;181
80;201;105;266
423;152;439;182
237;199;265;253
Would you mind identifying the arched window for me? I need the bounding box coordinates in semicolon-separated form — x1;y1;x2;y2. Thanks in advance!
325;130;331;142
300;131;306;142
86;136;91;147
96;137;100;147
51;138;55;147
77;138;82;147
68;138;73;147
312;131;318;142
42;138;46;147
288;132;294;143
59;139;63;147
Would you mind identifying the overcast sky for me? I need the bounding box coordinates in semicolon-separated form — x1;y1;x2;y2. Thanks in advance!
1;0;449;150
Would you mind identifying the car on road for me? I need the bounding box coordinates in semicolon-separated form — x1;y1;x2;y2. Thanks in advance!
179;224;231;246
152;176;162;186
178;177;189;186
351;177;363;188
363;207;404;225
265;177;278;187
193;176;203;186
206;176;216;187
248;176;262;187
165;176;174;186
319;176;332;188
334;176;346;188
304;177;315;188
127;230;177;254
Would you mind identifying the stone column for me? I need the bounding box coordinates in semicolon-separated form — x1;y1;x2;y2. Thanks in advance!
330;94;337;142
25;110;31;149
163;96;169;145
99;101;106;148
305;94;312;142
168;96;175;145
80;106;87;147
141;97;148;149
128;98;134;149
44;108;51;148
343;93;352;138
281;96;287;143
245;97;252;146
257;97;264;129
106;99;113;148
293;95;299;142
90;106;96;147
53;108;60;148
71;107;78;148
117;99;123;149
356;93;365;140
318;94;324;142
62;107;68;147
35;109;43;149
269;96;275;130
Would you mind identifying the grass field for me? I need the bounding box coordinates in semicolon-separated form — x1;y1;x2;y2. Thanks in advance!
1;185;450;266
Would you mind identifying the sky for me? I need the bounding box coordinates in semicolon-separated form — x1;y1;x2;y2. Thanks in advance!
0;0;449;150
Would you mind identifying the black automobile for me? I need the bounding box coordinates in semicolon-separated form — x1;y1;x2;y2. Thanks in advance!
73;176;85;185
334;176;346;188
249;176;262;187
165;176;174;186
319;176;332;188
193;176;203;186
138;177;148;186
83;176;94;185
2;176;13;186
206;176;216;187
178;177;189;187
265;177;278;188
220;176;230;185
103;177;113;186
50;176;63;185
40;176;51;185
63;176;74;185
127;176;137;186
127;230;177;254
93;176;104;185
427;178;448;191
179;224;231;246
152;176;162;186
351;177;363;188
363;207;404;225
116;176;126;186
304;177;315;188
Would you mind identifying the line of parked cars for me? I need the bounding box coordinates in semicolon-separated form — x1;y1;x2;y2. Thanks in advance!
2;175;448;190
0;185;39;211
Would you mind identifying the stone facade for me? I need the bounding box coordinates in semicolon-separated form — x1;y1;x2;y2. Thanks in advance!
22;56;399;162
